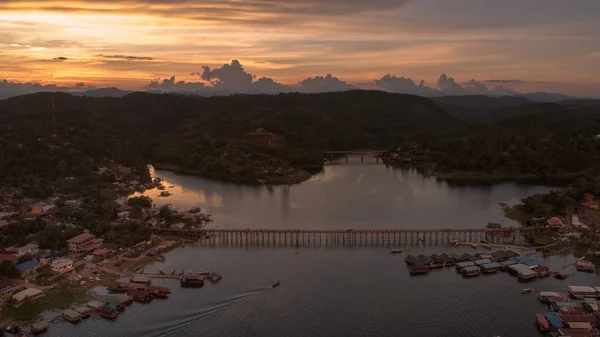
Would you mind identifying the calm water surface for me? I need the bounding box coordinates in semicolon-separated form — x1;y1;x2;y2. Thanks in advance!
45;161;599;337
141;159;553;230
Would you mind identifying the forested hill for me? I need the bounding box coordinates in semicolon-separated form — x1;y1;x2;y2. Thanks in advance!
0;90;462;187
1;90;599;190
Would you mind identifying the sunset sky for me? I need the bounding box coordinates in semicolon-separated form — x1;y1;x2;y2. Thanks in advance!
1;0;599;96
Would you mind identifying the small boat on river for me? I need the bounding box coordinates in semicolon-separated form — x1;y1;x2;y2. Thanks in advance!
390;249;403;254
5;321;20;334
522;288;535;294
409;266;429;275
272;281;281;288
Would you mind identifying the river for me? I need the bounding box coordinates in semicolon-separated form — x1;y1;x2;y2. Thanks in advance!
43;160;600;337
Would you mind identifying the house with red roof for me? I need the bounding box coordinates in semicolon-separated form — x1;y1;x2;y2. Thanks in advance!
0;254;17;264
547;217;565;227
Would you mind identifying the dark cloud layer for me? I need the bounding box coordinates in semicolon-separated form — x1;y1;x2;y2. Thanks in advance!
298;74;355;92
374;74;436;95
197;60;293;93
100;55;153;61
53;57;69;61
0;59;569;99
484;79;524;84
0;1;411;22
144;76;206;92
0;79;95;100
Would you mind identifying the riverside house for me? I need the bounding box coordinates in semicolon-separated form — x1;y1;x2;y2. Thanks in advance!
68;231;103;255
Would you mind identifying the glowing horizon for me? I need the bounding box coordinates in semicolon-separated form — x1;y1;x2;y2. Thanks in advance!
1;0;599;96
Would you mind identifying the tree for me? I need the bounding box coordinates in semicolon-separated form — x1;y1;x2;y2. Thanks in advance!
0;261;21;279
127;196;153;208
130;204;143;219
18;254;33;264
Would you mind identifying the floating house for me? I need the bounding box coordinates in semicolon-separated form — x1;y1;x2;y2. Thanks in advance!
480;262;502;273
62;309;82;323
461;266;481;277
568;286;597;299
455;261;475;272
30;320;50;335
473;259;492;266
538;292;562;302
499;260;517;270
508;264;536;280
86;300;106;310
130;276;151;286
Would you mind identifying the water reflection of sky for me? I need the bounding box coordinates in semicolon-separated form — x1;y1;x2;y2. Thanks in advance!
136;158;554;230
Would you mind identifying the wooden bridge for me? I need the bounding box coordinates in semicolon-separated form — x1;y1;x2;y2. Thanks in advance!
150;228;535;248
323;150;385;164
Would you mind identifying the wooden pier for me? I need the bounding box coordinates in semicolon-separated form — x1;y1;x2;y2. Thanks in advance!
150;228;534;248
133;273;181;279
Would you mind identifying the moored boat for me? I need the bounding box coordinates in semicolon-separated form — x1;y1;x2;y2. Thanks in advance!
180;274;205;288
409;266;429;275
5;321;20;334
98;306;119;319
522;288;534;294
127;289;153;302
73;306;92;318
30;321;49;335
62;309;82;323
107;284;128;293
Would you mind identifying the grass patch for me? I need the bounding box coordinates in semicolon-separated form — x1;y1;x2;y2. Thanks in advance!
114;256;154;272
3;284;89;322
588;209;600;224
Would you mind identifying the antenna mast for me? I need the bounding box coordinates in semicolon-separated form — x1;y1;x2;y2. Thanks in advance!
51;73;56;132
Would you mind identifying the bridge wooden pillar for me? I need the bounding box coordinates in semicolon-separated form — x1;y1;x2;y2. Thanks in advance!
361;152;364;163
345;154;348;163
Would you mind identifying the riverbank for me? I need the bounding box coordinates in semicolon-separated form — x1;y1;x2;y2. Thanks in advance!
434;170;577;185
153;163;314;185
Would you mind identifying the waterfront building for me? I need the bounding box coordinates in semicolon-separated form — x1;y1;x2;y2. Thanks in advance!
68;231;103;255
0;278;20;300
15;243;39;257
12;288;44;307
51;258;74;274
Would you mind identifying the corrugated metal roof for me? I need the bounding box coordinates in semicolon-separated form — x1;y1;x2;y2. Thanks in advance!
565;322;592;329
543;313;564;328
569;286;596;293
17;260;40;271
508;264;535;276
456;262;475;268
462;266;481;272
473;259;492;265
480;262;502;269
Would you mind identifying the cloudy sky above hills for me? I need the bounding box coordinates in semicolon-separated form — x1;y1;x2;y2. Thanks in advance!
0;0;599;97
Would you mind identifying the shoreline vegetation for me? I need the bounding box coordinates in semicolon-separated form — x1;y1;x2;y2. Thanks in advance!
3;91;600;188
153;163;313;185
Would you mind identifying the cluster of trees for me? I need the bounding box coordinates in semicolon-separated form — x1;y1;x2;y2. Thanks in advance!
520;191;574;218
0;260;20;278
1;91;599;187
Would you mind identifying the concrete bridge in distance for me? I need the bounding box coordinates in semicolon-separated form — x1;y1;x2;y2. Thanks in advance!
150;228;535;248
323;150;386;164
